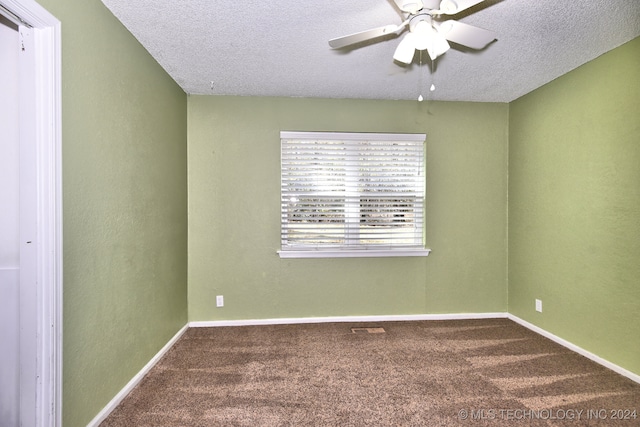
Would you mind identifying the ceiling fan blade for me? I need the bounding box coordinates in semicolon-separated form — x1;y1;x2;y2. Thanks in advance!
433;0;485;15
329;24;401;49
392;0;424;14
437;20;496;49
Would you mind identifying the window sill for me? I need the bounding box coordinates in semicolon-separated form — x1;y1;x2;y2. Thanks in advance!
277;249;431;259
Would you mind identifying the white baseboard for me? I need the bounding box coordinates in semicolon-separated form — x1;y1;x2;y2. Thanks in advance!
507;314;640;384
86;324;189;427
189;312;509;328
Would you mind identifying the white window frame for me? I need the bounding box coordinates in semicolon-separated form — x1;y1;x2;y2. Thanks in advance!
278;131;431;259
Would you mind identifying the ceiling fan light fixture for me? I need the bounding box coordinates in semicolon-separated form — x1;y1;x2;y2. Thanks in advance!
440;0;459;14
393;33;417;64
427;34;450;60
411;21;450;61
399;1;423;14
412;21;432;50
438;20;455;34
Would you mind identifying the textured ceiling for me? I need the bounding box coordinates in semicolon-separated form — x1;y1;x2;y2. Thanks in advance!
101;0;640;102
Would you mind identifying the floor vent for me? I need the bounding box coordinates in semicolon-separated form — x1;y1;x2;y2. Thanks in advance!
351;327;386;334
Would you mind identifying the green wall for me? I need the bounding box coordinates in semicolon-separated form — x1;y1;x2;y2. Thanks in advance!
509;37;640;375
35;0;188;425
188;97;508;321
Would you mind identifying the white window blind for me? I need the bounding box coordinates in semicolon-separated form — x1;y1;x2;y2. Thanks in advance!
279;132;428;257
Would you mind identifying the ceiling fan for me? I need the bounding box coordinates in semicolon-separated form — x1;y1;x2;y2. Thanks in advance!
329;0;497;64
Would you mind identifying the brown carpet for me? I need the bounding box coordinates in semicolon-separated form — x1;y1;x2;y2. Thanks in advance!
100;319;640;426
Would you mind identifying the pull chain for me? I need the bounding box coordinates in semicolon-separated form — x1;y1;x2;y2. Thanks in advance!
418;50;424;102
430;54;436;93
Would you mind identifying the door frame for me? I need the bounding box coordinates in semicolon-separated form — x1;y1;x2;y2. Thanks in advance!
0;1;61;426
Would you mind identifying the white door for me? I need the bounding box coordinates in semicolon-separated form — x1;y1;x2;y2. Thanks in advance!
18;22;38;427
1;14;39;427
0;1;62;425
0;14;21;427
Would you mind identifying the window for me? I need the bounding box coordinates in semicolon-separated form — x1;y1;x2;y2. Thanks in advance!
278;131;430;258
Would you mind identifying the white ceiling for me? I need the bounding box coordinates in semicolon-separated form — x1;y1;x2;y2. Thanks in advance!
101;0;640;102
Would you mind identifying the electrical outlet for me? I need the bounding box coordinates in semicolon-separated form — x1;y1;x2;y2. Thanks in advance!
216;295;224;307
535;299;542;313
